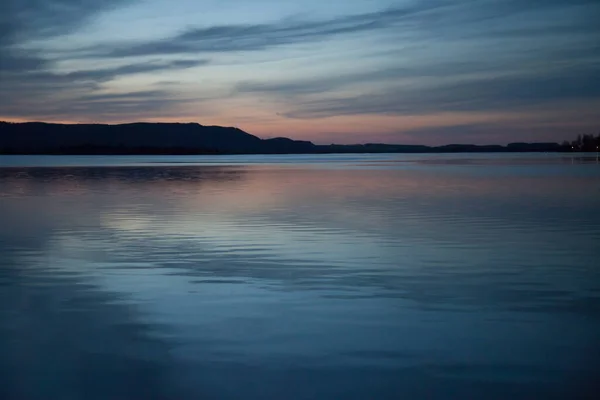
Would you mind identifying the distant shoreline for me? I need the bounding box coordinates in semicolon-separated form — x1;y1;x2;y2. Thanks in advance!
0;145;576;155
0;149;577;155
0;121;593;155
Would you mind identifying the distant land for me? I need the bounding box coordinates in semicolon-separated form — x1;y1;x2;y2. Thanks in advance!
0;121;596;155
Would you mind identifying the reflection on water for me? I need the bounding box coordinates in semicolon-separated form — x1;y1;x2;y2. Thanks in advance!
1;154;599;399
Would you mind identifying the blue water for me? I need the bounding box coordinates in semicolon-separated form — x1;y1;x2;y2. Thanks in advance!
1;153;599;399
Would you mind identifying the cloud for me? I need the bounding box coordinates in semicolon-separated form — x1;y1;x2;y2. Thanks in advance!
0;1;209;122
0;0;134;43
68;0;600;60
278;71;600;119
230;0;600;123
234;57;600;119
234;60;520;97
0;0;133;75
0;89;192;121
62;59;208;81
2;59;207;87
1;0;599;142
0;51;48;73
0;59;207;117
81;4;450;58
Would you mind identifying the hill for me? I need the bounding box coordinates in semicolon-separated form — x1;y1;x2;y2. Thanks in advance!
0;122;315;155
0;121;567;154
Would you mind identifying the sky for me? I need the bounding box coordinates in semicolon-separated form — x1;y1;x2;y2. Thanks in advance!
0;0;599;145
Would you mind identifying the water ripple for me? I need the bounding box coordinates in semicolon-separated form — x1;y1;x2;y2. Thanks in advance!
1;154;599;399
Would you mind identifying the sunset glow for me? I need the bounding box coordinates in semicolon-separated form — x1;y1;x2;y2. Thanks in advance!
1;0;598;144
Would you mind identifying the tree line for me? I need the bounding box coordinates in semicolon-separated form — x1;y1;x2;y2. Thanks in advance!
562;133;600;152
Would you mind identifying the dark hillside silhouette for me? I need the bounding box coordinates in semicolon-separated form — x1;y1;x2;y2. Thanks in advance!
0;122;280;154
0;121;593;155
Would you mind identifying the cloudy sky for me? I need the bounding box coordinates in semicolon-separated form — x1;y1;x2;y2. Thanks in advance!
0;0;599;144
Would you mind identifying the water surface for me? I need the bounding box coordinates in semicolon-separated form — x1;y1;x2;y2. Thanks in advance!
1;154;599;399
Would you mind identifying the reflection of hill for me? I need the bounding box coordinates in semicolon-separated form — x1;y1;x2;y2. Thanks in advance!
0;166;247;194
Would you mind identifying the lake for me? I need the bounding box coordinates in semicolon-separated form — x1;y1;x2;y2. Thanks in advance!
1;153;599;399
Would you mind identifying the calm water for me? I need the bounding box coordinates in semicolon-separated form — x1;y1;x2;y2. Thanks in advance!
1;154;599;399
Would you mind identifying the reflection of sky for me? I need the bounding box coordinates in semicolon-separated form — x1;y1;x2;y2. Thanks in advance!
1;161;600;397
2;163;599;300
1;0;599;144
